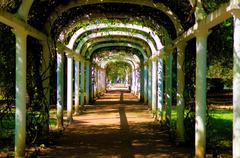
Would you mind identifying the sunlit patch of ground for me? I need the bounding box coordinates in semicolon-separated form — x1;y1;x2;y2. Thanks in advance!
0;89;234;157
39;90;193;158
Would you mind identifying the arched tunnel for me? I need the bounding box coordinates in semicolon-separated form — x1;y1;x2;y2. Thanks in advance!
0;0;240;157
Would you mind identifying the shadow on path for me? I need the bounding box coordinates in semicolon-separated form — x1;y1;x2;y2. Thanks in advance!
39;91;194;158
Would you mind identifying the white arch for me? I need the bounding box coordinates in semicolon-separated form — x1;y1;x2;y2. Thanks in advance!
44;0;183;35
66;23;162;51
75;31;161;56
86;42;147;60
17;0;34;22
81;37;152;57
101;58;137;69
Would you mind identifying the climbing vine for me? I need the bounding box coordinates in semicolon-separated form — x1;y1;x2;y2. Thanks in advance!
0;23;52;147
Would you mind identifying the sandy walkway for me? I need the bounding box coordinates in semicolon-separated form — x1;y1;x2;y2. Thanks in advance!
39;91;193;158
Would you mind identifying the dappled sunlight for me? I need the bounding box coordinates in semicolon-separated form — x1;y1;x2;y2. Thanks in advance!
39;103;193;158
1;0;238;157
95;90;139;104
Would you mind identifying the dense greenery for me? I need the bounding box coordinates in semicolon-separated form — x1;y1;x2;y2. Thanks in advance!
171;108;232;155
106;61;131;84
0;0;21;13
0;0;235;156
0;24;52;147
207;18;233;87
182;19;233;150
0;24;16;144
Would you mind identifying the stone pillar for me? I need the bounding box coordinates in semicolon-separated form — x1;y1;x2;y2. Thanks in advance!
56;52;64;129
165;53;173;124
93;68;97;98
148;63;152;108
233;15;240;158
176;43;187;143
80;61;85;106
140;64;144;102
144;65;148;104
136;70;140;98
74;60;80;115
96;69;99;96
195;30;208;158
102;69;106;92
152;61;157;111
86;62;90;105
89;65;93;102
67;56;73;124
131;69;135;94
14;28;27;158
157;59;164;121
98;69;103;95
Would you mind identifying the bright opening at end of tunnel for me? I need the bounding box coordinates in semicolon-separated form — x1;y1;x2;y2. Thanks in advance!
1;1;239;158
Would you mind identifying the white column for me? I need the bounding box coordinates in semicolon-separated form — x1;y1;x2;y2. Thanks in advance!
96;69;99;96
131;69;135;93
103;69;106;91
152;61;157;111
74;60;80;115
165;53;173;123
93;68;97;98
148;63;152;108
233;16;240;158
101;69;106;92
176;43;187;143
14;29;27;158
157;59;164;121
140;64;144;102
98;69;102;94
86;62;90;105
144;65;148;104
89;65;93;102
56;52;64;129
67;56;73;124
195;30;208;158
80;61;85;106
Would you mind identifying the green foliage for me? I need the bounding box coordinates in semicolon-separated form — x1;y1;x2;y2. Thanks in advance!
202;0;230;13
0;0;21;13
171;108;232;153
26;36;51;144
106;61;131;83
207;109;232;154
0;24;16;141
207;19;233;87
0;24;52;146
184;39;196;106
0;24;15;98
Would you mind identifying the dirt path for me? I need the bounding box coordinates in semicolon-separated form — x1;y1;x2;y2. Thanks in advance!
39;92;194;158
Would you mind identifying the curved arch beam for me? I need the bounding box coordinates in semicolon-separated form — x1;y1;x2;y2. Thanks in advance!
100;58;137;69
82;37;151;58
75;31;159;57
44;0;183;35
66;23;162;51
17;0;34;21
86;42;147;61
99;57;140;96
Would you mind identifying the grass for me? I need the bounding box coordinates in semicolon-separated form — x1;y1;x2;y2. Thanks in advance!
171;108;233;154
0;109;58;142
49;109;57;128
207;109;232;151
0;106;233;156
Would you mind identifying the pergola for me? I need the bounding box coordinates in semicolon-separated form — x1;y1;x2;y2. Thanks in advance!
0;0;240;158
